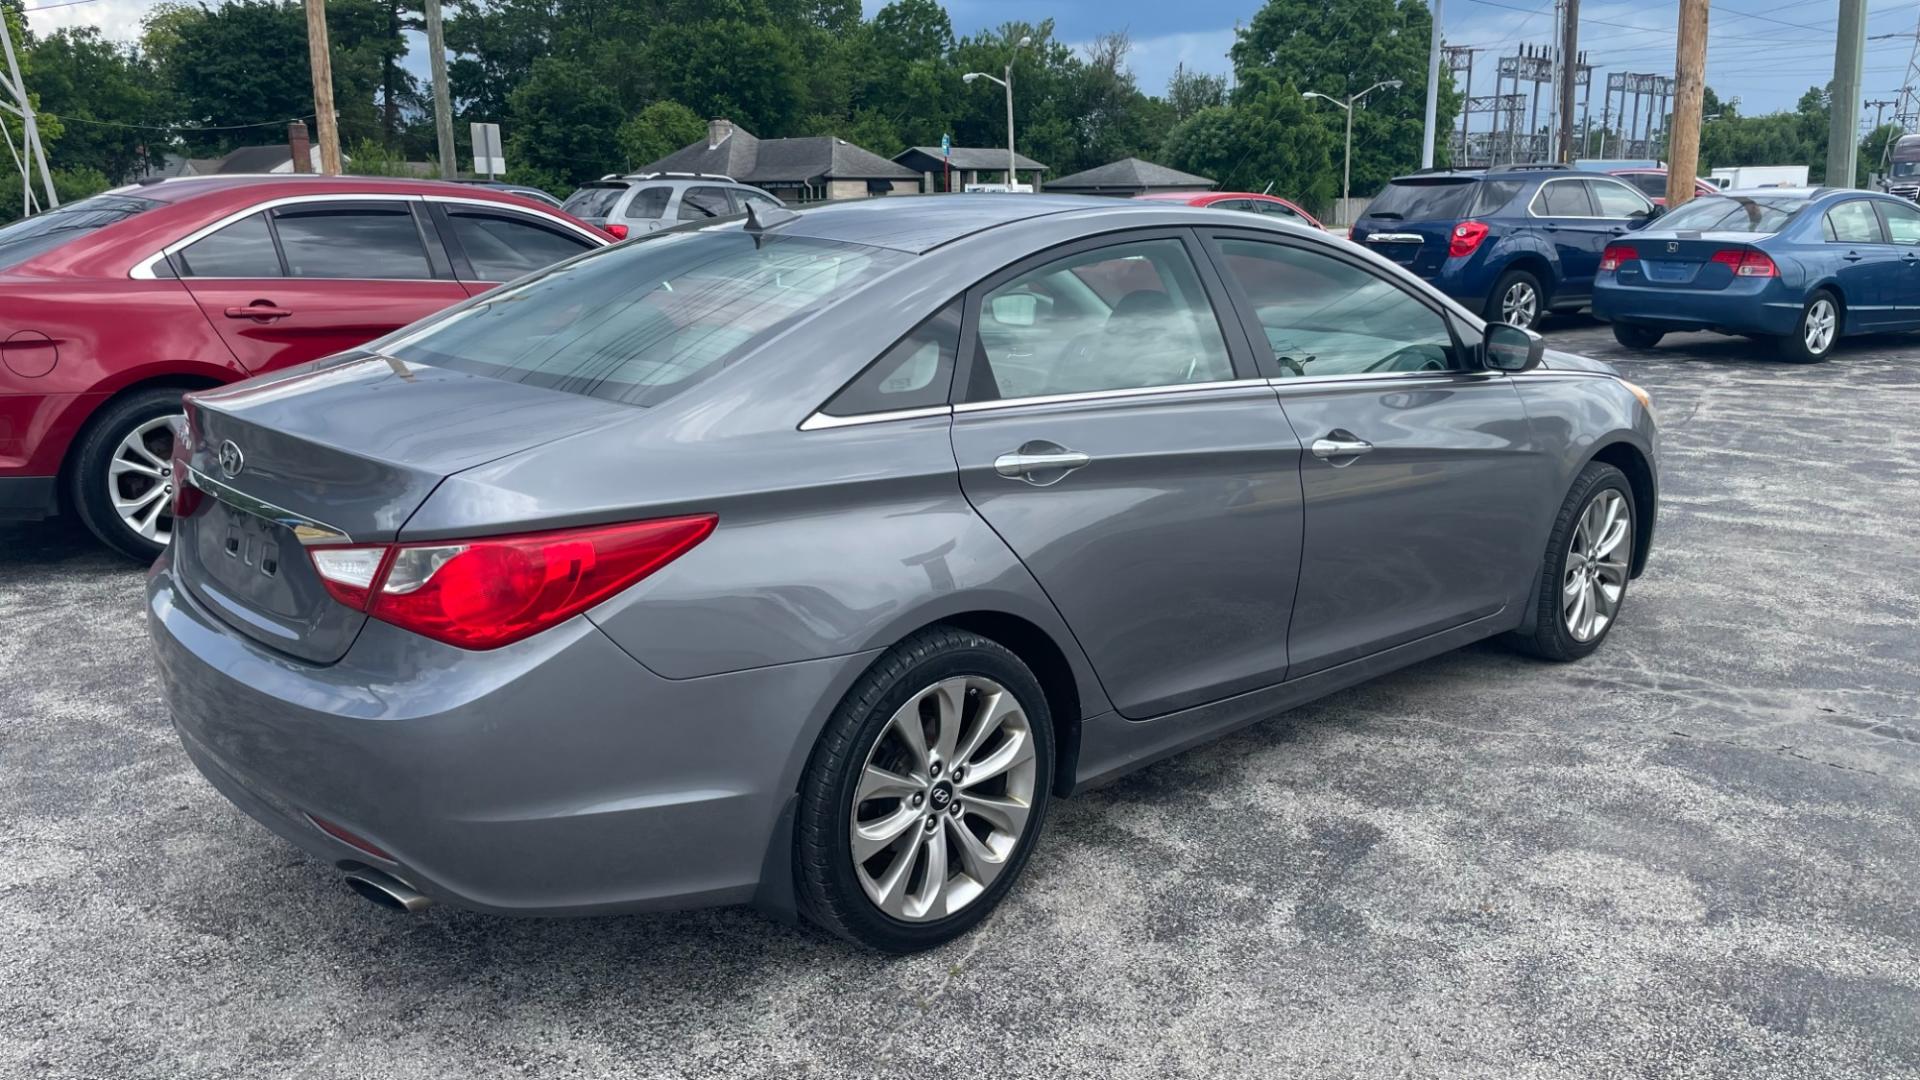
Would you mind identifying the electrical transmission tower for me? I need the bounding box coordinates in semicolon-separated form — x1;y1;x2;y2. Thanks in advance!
0;6;58;218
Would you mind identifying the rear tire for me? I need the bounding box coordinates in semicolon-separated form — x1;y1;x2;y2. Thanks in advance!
1506;461;1635;662
795;627;1054;953
69;386;187;562
1611;323;1664;350
1486;268;1545;330
1777;290;1838;363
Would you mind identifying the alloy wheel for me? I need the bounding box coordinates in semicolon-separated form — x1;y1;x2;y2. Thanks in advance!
849;675;1038;923
1562;489;1630;643
1502;281;1538;327
1804;298;1836;355
107;414;180;546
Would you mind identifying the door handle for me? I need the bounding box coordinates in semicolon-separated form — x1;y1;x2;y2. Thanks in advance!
225;303;293;320
1903;252;1919;264
994;448;1091;482
1311;435;1375;461
1843;251;1864;263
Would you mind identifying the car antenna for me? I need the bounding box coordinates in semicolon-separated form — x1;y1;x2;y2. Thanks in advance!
1262;181;1274;195
743;200;800;235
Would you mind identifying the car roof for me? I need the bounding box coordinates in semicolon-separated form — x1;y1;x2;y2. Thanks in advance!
766;193;1138;254
118;173;544;205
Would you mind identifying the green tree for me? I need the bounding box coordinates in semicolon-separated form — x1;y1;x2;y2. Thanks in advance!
0;167;108;225
504;55;621;186
21;29;162;183
617;100;705;170
641;18;804;134
1163;72;1336;212
1167;62;1227;122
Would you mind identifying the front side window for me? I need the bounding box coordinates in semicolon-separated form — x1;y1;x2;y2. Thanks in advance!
446;211;593;281
677;187;733;220
1587;179;1654;218
624;186;672;220
734;191;784;214
1533;180;1594;217
1879;200;1920;245
385;228;909;408
822;300;961;416
1254;200;1305;221
1626;173;1667;197
175;212;282;277
969;238;1233;401
273;205;432;279
1825;200;1884;244
1214;238;1458;377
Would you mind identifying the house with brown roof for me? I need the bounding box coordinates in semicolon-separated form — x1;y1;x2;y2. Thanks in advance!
638;119;920;203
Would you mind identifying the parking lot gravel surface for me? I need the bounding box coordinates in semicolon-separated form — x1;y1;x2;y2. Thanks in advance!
3;320;1917;1079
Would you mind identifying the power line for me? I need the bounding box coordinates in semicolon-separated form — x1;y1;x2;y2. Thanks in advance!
37;112;318;132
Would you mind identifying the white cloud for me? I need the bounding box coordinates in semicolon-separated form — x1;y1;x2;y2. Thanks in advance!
24;0;163;40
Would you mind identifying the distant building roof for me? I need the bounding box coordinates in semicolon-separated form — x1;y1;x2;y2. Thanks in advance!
197;144;339;175
893;146;1048;173
1045;157;1215;195
640;120;918;188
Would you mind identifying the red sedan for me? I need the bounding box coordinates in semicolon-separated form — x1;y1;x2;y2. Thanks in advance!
0;175;609;558
1132;190;1330;230
1610;168;1720;208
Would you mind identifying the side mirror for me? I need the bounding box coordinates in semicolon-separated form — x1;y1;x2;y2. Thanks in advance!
1483;322;1544;372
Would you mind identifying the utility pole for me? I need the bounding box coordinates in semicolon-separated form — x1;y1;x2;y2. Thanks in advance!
1667;0;1709;208
302;0;343;175
1557;0;1580;161
422;0;456;179
1867;98;1897;130
0;6;57;210
1828;0;1867;188
1422;0;1444;169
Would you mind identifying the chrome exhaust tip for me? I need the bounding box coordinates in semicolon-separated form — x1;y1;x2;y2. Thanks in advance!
343;867;431;913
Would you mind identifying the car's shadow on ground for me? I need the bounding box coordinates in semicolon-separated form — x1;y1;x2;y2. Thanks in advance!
0;519;145;577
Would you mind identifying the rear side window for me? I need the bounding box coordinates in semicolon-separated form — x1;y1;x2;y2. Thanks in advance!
822;300;961;416
1825;200;1884;244
175;212;282;277
1659;195;1804;233
445;211;593;281
1252;200;1305;222
562;184;626;219
678;187;733;220
624;186;672;220
273;205;432;279
1365;179;1477;222
386;229;910;408
0;193;158;272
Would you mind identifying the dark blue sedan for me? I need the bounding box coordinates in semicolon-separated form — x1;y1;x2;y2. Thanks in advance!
1592;187;1920;362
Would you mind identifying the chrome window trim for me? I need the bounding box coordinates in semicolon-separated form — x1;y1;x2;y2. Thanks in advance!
185;466;353;546
952;378;1273;414
1526;176;1654;220
129;192;604;280
799;405;954;431
1266;369;1493;391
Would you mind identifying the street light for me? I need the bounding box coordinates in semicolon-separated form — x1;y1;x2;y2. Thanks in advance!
1304;79;1403;227
963;34;1034;190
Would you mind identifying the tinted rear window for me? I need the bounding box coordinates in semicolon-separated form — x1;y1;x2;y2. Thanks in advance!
0;193;158;272
1365;179;1478;222
385;227;909;407
561;183;626;219
1658;195;1806;234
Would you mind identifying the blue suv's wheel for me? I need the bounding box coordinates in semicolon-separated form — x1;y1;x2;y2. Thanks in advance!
1487;268;1544;330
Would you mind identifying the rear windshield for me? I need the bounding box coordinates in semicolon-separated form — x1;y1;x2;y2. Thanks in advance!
560;183;626;219
1365;179;1478;222
1658;195;1806;234
0;193;158;272
385;226;909;407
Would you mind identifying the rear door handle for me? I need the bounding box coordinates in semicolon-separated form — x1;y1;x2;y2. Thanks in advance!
1312;435;1375;461
994;448;1091;483
225;303;293;320
1843;251;1864;263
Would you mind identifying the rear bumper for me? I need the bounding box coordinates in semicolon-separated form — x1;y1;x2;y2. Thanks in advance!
148;556;874;917
1592;278;1800;336
0;475;56;520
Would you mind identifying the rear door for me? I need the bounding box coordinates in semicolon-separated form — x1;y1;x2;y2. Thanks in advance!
1529;177;1604;300
1200;229;1541;675
176;198;468;374
428;201;601;293
1823;198;1900;329
948;230;1305;718
620;185;674;232
1874;198;1920;326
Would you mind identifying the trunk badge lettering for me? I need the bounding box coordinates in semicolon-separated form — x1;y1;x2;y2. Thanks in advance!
217;440;245;478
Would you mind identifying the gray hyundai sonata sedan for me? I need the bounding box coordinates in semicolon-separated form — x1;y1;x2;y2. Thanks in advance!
149;195;1657;952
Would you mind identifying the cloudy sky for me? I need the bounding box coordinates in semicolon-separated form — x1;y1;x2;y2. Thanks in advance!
22;0;1919;121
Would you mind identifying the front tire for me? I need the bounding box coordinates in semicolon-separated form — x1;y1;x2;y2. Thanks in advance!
1777;290;1838;363
1506;461;1635;662
1486;268;1545;330
795;627;1054;952
69;386;187;562
1612;323;1664;350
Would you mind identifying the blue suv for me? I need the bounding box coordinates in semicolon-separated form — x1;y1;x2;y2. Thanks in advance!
1350;164;1662;329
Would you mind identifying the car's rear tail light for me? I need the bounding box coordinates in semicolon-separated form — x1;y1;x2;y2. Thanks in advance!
1712;247;1778;277
1599;244;1637;272
169;404;205;519
307;515;716;649
605;223;629;240
1449;220;1489;258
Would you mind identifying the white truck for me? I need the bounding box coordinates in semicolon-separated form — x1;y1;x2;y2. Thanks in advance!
1706;165;1810;190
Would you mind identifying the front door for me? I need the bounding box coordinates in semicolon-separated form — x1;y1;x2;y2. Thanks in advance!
1875;198;1920;327
1199;230;1543;676
1823;198;1901;331
948;231;1304;719
175;199;468;374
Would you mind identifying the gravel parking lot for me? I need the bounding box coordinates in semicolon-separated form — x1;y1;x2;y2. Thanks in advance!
3;319;1917;1079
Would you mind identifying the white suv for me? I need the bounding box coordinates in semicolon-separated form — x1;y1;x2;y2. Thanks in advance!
560;174;786;238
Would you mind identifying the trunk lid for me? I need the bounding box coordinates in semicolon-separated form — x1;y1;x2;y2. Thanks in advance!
1351;176;1486;279
1611;231;1771;290
175;354;638;663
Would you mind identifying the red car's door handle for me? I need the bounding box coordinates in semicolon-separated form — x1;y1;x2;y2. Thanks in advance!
225;303;293;320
